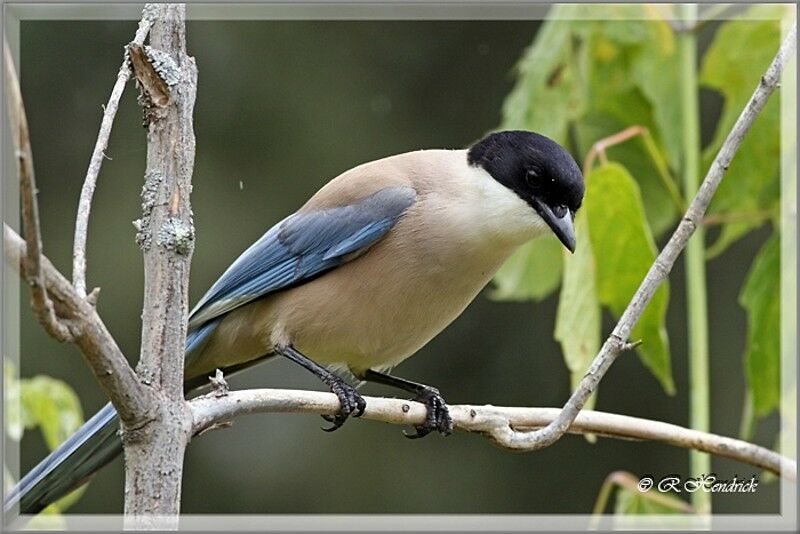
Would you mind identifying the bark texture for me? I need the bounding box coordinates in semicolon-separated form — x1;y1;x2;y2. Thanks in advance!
122;4;197;528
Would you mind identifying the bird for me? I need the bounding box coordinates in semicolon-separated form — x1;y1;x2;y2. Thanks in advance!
7;129;584;515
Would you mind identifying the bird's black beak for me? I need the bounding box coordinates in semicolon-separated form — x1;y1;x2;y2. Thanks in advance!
531;198;576;253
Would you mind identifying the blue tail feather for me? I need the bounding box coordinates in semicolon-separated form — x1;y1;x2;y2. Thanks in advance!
5;403;120;515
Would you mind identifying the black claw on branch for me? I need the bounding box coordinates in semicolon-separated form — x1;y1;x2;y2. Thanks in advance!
320;378;366;432
275;344;368;433
403;387;453;439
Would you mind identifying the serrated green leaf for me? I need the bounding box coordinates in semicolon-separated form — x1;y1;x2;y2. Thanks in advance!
739;233;780;416
491;235;563;302
21;376;84;451
584;163;674;394
700;6;784;255
555;211;601;415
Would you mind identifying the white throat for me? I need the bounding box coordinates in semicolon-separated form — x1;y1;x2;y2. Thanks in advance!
455;152;551;247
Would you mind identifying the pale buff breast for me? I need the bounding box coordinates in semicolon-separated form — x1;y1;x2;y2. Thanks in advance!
266;212;517;375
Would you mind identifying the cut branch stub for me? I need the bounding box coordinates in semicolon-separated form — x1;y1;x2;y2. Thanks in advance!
127;43;179;125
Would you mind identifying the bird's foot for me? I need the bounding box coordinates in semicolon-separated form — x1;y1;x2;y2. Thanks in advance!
404;387;453;439
320;377;366;432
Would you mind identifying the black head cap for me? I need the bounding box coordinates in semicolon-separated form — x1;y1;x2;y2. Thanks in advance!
467;130;585;251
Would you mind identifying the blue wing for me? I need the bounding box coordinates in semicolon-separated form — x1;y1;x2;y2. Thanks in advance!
187;186;416;330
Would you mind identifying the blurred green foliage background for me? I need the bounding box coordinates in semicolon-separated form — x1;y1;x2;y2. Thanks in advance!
11;10;783;515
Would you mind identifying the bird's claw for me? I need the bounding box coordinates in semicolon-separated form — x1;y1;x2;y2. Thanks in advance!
403;387;453;439
320;379;366;432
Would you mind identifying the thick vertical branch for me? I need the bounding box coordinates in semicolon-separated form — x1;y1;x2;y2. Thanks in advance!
122;4;197;528
133;6;195;395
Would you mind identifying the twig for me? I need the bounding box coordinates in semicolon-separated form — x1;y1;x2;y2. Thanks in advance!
583;125;644;174
589;471;694;528
4;225;153;426
209;369;229;397
71;5;156;298
508;24;797;452
190;388;797;480
582;125;685;213
4;41;72;341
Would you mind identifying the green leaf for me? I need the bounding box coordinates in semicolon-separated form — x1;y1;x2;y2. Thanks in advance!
20;376;84;451
50;486;87;515
614;485;688;515
701;6;784;255
501;5;586;143
739;233;780;416
579;21;682;237
630;18;682;172
4;363;88;513
26;506;68;530
555;211;601;414
584;163;674;394
491;235;563;302
570;13;681;173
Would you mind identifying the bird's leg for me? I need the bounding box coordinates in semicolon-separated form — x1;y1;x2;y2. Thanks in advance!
362;369;453;439
274;345;366;432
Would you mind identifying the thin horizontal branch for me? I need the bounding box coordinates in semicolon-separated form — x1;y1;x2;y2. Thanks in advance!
72;5;155;298
4;225;153;426
4;40;71;342
190;388;796;481
514;22;797;452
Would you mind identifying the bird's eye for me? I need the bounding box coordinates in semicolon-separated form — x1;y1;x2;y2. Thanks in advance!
552;204;568;218
525;169;539;187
